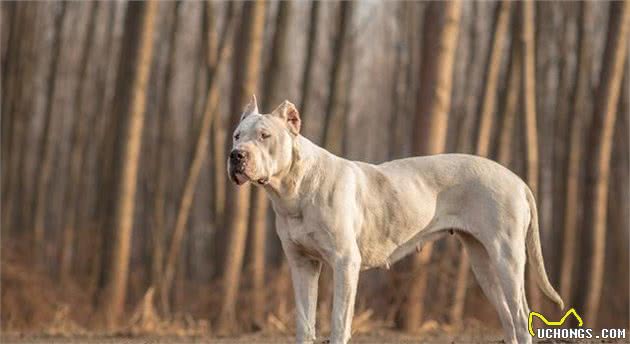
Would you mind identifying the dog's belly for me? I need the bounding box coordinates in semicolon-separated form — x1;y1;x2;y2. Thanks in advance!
357;237;398;269
359;233;448;270
356;221;437;269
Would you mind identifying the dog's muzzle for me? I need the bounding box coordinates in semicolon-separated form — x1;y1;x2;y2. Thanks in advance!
229;149;249;185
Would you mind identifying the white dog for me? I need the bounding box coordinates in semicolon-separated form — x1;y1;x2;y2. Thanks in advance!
228;95;563;344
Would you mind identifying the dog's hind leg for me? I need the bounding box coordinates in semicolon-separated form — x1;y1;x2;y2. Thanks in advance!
490;243;531;344
459;232;520;344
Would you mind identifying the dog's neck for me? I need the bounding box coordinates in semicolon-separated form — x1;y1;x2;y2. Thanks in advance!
262;135;328;215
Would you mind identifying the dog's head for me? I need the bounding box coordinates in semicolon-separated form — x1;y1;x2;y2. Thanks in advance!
228;95;301;186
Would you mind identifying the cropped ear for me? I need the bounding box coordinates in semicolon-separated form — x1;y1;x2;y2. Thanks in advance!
270;100;301;135
240;94;258;121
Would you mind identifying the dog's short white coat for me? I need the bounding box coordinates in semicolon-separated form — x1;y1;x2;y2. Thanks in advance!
228;97;564;344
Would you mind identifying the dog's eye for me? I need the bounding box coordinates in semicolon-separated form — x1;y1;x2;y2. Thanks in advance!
261;132;271;140
234;133;240;140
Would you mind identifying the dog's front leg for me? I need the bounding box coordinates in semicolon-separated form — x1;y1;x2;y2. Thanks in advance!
330;252;361;344
285;246;322;344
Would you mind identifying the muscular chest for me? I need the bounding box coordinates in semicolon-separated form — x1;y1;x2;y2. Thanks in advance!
275;206;335;263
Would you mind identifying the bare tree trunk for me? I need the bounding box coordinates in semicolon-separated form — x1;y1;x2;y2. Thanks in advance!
559;0;594;306
13;5;42;249
496;24;522;167
0;2;14;86
298;0;320;126
388;2;411;159
59;2;99;283
2;2;35;237
584;0;630;326
455;2;482;155
322;1;354;155
1;2;18;234
217;1;266;334
150;2;180;314
549;4;573;285
402;1;461;331
212;118;226;228
451;1;511;324
32;2;66;263
160;3;235;313
96;0;157;328
211;4;236;243
205;0;224;236
476;1;511;157
86;1;122;297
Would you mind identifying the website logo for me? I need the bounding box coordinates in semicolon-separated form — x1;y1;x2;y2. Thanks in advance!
528;308;626;340
528;308;583;336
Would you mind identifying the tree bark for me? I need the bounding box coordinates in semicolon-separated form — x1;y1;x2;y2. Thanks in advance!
584;0;630;326
559;0;594;307
150;2;180;314
211;3;236;243
1;2;17;233
495;23;522;167
455;2;482;155
549;3;574;284
298;0;321;126
59;2;99;283
402;0;461;331
32;2;66;263
475;1;511;157
322;1;354;155
86;1;122;297
217;1;266;334
388;2;411;159
96;0;157;328
1;2;34;237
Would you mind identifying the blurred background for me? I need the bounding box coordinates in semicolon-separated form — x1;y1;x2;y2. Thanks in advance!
1;0;628;339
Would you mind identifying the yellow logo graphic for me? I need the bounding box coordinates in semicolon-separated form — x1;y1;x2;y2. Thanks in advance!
528;308;584;337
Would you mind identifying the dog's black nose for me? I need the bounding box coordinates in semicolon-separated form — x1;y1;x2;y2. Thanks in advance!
230;149;247;163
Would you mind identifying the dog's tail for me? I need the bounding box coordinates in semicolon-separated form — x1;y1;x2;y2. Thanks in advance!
525;186;564;310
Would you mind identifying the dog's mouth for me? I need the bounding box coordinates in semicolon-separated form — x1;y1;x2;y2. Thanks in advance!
229;163;248;185
229;167;268;186
231;171;248;185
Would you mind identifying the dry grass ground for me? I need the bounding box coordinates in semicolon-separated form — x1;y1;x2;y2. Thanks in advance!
0;331;505;344
2;333;629;344
3;245;627;344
